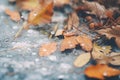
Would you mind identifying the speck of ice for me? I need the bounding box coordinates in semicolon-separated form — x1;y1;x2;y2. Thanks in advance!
0;5;6;12
58;63;72;73
48;55;57;61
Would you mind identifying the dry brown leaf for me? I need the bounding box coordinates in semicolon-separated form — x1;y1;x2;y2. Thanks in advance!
97;25;120;48
55;29;64;36
92;43;111;59
28;1;53;26
63;31;76;37
39;42;57;56
60;36;78;51
83;0;106;18
5;9;20;22
54;0;70;6
16;0;41;10
74;53;91;67
65;12;79;30
84;64;120;79
76;35;92;52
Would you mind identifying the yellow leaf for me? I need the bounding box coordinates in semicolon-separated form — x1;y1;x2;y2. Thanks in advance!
39;42;57;57
74;53;91;67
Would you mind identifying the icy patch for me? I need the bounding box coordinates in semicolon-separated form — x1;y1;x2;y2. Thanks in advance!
48;55;57;61
0;5;6;12
58;63;72;73
12;42;33;49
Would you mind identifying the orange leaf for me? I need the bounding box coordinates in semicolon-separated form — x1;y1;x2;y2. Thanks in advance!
5;9;20;22
76;35;92;51
60;36;78;51
16;0;41;10
84;64;120;79
27;1;53;26
39;42;57;56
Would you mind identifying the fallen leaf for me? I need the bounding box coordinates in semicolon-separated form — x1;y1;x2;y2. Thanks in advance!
55;29;64;36
16;0;41;10
108;52;120;66
54;0;70;6
97;25;120;48
39;42;57;56
5;9;20;22
74;53;91;67
60;36;78;51
65;12;79;30
84;64;120;79
76;35;92;51
83;0;106;18
28;1;53;26
92;43;111;59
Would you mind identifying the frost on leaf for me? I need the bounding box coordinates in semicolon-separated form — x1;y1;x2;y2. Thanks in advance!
84;64;120;79
76;35;92;52
60;36;78;51
39;42;57;57
73;53;91;67
5;9;20;22
92;43;111;59
97;25;120;48
108;52;120;66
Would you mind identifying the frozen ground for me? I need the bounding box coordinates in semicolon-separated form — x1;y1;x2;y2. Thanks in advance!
0;0;120;80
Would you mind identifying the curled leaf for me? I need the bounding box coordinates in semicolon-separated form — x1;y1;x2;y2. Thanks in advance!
65;12;79;30
97;25;120;48
74;53;91;67
84;64;120;79
39;42;57;56
28;1;53;26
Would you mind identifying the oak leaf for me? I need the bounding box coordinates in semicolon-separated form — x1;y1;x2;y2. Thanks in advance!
60;36;78;51
84;64;120;79
92;43;111;59
97;25;120;48
76;35;92;52
83;0;106;18
39;42;57;56
74;53;91;67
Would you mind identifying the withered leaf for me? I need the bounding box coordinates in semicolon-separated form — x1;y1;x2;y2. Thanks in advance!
60;36;78;51
84;64;120;79
5;9;20;22
28;1;53;26
65;12;79;30
83;1;106;18
74;53;91;67
92;43;111;59
97;25;120;48
16;0;41;10
39;42;57;56
54;0;70;6
55;29;64;36
76;35;92;52
109;52;120;66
